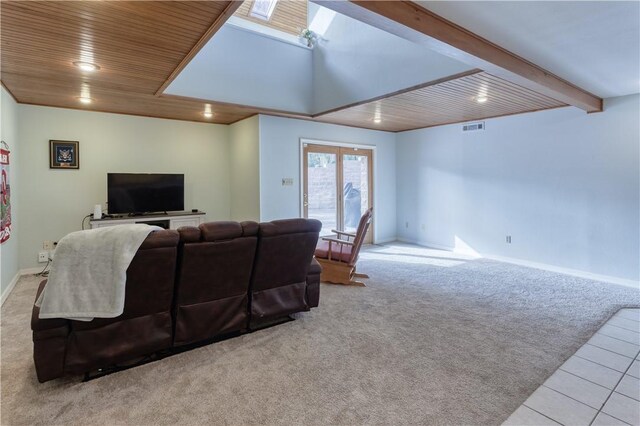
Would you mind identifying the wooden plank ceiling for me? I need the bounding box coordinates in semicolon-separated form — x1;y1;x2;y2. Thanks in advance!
234;0;308;36
0;0;260;124
316;0;602;113
1;1;569;131
314;71;567;132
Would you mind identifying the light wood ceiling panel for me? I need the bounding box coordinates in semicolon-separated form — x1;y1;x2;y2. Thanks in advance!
1;73;267;124
0;1;256;124
234;0;308;36
314;71;568;132
315;0;602;113
1;1;568;130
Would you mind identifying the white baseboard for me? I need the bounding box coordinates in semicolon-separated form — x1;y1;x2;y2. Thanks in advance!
397;237;455;252
395;237;639;289
374;237;397;245
1;267;46;306
482;254;639;290
21;267;45;275
1;271;21;306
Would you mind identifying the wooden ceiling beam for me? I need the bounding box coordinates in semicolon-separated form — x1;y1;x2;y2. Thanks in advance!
313;0;603;113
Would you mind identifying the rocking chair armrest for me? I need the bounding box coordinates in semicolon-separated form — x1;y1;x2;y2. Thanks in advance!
331;229;357;239
321;237;355;246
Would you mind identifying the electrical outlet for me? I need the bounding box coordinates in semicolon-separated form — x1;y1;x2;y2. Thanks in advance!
506;235;512;244
38;251;49;263
43;240;55;251
421;224;426;231
281;178;294;186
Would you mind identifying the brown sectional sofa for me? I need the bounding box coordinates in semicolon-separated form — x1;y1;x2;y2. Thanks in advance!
174;221;258;346
31;219;321;382
250;219;323;325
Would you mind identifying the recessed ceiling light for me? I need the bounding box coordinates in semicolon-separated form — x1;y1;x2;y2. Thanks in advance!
476;96;488;103
78;96;93;104
203;104;214;119
73;61;100;72
373;118;382;124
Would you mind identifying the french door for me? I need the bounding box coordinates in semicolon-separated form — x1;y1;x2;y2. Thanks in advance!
302;143;373;244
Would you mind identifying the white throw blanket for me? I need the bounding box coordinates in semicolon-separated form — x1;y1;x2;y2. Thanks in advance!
36;224;160;321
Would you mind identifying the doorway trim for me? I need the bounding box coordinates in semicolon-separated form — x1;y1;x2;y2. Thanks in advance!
299;137;377;243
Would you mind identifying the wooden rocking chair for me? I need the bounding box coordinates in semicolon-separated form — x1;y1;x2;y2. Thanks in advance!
314;208;372;287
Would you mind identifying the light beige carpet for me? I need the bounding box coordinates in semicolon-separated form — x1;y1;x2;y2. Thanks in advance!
1;243;638;425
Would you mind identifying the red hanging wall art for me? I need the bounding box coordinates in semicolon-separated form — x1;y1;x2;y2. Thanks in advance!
1;141;11;244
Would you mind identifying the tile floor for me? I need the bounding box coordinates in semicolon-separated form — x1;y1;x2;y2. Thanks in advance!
504;308;640;426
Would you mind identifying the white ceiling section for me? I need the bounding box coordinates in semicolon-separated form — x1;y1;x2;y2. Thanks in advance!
166;4;473;115
310;3;473;113
164;24;314;114
418;1;640;99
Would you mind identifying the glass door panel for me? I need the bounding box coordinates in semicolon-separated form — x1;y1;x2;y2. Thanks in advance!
303;144;373;243
304;147;338;236
342;153;369;233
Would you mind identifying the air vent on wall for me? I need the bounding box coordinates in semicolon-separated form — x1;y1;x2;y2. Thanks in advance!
462;121;485;132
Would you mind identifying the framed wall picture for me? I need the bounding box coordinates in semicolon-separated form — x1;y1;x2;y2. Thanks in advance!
50;140;79;169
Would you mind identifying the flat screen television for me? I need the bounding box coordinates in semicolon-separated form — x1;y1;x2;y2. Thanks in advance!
107;173;184;215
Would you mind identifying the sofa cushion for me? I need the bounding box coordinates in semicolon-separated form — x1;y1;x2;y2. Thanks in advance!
315;240;352;263
139;229;179;249
200;221;243;241
251;220;320;293
259;218;321;237
178;226;201;243
176;238;257;305
241;221;259;237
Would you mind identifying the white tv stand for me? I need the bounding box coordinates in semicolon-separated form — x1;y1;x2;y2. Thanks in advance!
89;211;206;230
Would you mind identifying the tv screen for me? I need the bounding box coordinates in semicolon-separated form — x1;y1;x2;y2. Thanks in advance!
107;173;184;215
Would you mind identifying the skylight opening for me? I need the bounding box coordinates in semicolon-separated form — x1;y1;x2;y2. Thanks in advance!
250;0;279;21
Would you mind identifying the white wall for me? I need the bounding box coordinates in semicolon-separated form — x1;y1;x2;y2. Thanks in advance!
7;92;638;286
167;7;471;116
0;87;20;294
396;94;640;283
258;115;397;243
165;25;313;114
310;3;472;113
17;106;231;270
229;115;260;221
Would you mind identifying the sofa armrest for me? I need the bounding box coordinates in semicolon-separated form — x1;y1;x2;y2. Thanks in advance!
305;258;321;308
308;257;322;276
31;280;69;382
